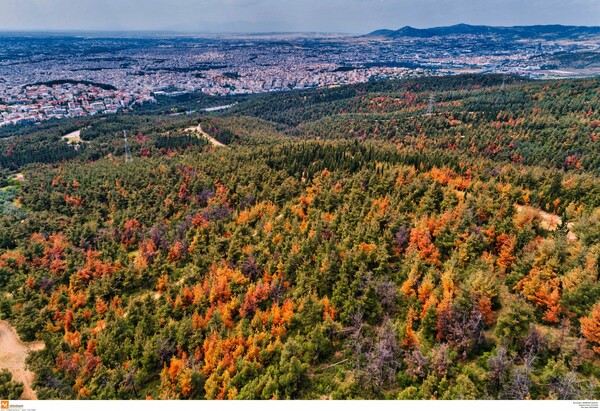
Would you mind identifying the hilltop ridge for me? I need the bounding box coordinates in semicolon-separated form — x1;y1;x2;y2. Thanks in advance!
365;23;600;39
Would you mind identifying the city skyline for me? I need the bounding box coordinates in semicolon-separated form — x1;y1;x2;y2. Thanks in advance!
1;0;600;33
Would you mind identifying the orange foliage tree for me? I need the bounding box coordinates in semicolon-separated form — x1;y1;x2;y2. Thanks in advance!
581;302;600;354
408;219;441;266
515;266;562;323
496;233;517;270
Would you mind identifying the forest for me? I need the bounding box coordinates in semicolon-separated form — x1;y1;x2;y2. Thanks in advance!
0;74;598;400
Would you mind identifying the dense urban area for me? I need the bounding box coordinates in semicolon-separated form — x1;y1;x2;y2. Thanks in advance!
1;25;600;127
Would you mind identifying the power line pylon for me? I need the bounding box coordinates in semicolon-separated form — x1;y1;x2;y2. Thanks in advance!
123;130;132;163
426;93;435;116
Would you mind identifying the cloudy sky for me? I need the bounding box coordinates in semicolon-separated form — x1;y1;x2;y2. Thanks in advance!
1;0;599;33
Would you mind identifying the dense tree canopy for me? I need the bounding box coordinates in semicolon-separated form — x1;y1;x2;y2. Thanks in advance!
0;74;598;400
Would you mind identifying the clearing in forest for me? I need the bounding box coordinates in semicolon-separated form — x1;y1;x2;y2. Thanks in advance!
0;320;44;400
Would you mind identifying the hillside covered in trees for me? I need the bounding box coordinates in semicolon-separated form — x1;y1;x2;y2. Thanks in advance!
0;74;599;400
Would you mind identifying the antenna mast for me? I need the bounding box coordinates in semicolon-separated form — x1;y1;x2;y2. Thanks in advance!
123;131;132;163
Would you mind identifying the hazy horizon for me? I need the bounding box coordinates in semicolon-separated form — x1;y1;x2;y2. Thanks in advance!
3;21;600;37
1;0;599;33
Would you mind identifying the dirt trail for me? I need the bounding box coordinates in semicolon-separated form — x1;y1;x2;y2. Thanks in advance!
0;321;44;400
184;124;227;148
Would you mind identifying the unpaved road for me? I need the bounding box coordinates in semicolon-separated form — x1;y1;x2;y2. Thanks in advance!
184;124;227;148
0;321;44;400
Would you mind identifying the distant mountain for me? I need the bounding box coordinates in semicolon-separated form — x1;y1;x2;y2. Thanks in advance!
365;23;600;40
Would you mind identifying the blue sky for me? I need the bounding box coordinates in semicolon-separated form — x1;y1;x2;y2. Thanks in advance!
1;0;599;33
